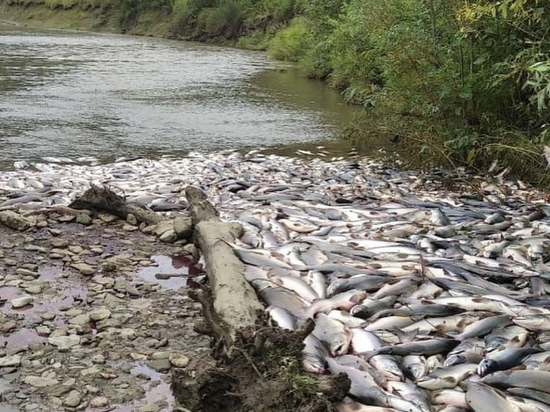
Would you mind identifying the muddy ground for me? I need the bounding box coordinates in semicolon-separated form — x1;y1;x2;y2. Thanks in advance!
0;210;210;412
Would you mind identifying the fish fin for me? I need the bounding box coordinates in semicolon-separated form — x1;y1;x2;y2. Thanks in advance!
395;328;418;343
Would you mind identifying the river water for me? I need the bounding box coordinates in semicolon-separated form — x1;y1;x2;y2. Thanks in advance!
0;25;363;169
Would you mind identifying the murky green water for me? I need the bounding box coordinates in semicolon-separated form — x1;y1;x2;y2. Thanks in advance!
0;25;364;168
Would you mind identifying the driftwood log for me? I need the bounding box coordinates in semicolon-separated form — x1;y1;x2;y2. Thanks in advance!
173;187;350;412
185;185;263;343
69;184;161;225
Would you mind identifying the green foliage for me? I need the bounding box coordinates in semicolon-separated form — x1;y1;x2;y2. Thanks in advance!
268;17;310;61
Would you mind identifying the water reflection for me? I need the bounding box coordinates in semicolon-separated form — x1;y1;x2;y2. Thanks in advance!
0;27;364;169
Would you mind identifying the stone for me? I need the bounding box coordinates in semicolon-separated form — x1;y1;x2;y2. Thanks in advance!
173;216;193;239
98;213;117;223
0;211;32;231
5;258;17;266
169;353;190;368
183;243;199;259
24;285;42;294
92;354;106;364
58;215;76;223
63;390;82;407
40;312;56;320
71;263;96;276
76;214;92;225
16;268;39;278
151;352;169;360
159;229;177;243
126;214;138;226
41;312;56;321
11;296;33;308
0;355;21;367
51;239;69;248
90;308;111;321
36;326;51;336
122;224;139;232
23;376;58;388
147;359;171;372
130;353;147;361
90;396;109;408
69;314;91;326
2;321;16;333
48;335;80;350
138;405;160;412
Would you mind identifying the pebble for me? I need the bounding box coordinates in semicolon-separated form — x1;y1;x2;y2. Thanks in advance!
63;390;82;407
169;353;190;368
0;355;21;367
127;213;138;226
24;285;42;294
2;321;16;332
71;262;96;276
173;216;193;239
123;224;139;232
159;229;177;243
23;376;59;388
11;296;33;308
90;396;109;408
41;311;56;321
48;335;81;350
76;213;92;225
51;238;69;248
92;354;106;364
16;268;38;278
90;308;111;321
147;359;171;372
98;213;117;223
138;404;160;412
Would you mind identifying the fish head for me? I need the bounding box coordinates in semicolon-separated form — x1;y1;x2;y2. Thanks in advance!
443;354;465;368
484;337;506;352
327;279;347;297
329;336;351;357
405;363;426;381
476;359;497;377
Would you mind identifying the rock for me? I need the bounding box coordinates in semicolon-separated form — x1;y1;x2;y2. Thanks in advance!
90;308;111;321
151;352;169;360
71;263;96;276
48;335;80;350
11;296;33;308
23;376;58;388
173;216;193;239
183;243;199;259
122;224;139;232
51;239;69;248
155;220;173;237
126;214;138;226
76;214;93;225
147;359;171;372
24;285;42;294
90;396;109;408
141;224;157;235
91;354;106;364
41;312;56;321
130;353;147;361
69;314;91;326
169;353;189;368
16;268;39;278
68;245;84;254
0;211;32;231
63;390;82;407
5;258;17;266
0;355;21;367
138;405;160;412
2;321;16;333
36;326;51;336
98;213;117;223
159;229;177;243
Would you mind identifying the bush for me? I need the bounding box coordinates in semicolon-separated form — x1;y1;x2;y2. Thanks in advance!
268;17;310;61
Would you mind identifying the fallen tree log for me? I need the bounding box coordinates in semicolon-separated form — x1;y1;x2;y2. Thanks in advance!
172;186;350;412
69;184;161;225
185;185;263;342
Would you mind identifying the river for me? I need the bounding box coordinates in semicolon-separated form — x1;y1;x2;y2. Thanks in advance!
0;25;364;169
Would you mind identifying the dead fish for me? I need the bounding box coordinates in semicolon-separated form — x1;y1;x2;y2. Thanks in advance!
477;347;541;377
465;381;520;412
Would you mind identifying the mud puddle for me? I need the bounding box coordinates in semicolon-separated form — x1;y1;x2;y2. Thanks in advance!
137;254;204;291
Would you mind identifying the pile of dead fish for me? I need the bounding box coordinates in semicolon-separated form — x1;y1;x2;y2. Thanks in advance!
3;150;550;411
